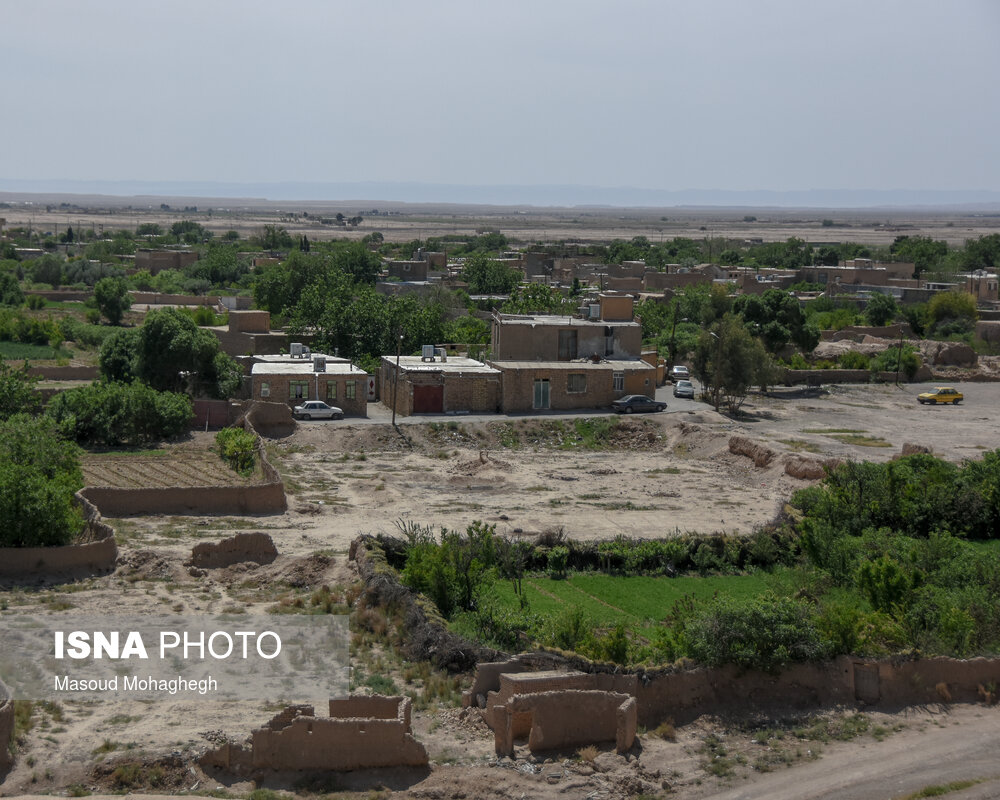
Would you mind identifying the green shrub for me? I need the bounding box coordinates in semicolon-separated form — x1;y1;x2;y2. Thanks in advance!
215;427;257;476
0;415;83;547
683;594;825;672
837;350;870;370
547;545;569;578
46;381;193;445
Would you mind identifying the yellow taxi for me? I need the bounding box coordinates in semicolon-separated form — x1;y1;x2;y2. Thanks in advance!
917;386;963;405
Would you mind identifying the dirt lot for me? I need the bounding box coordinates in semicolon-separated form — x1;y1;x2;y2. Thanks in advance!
3;382;1000;799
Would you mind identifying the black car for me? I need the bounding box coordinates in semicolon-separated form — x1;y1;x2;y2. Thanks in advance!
611;394;667;414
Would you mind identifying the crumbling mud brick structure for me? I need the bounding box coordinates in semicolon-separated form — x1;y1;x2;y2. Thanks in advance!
468;666;638;755
187;532;278;569
201;696;427;772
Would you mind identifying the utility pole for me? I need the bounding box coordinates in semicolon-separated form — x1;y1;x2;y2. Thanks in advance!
391;334;403;426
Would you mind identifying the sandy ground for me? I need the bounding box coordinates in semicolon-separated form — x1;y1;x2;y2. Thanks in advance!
3;381;1000;798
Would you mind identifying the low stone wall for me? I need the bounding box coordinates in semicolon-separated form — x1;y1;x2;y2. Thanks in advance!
188;532;278;569
201;696;428;773
0;676;13;774
495;690;636;755
0;492;118;579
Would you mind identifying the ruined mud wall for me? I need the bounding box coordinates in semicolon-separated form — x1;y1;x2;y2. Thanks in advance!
0;677;13;773
189;532;277;568
496;690;636;755
202;696;427;773
0;492;118;579
474;655;1000;730
251;716;427;770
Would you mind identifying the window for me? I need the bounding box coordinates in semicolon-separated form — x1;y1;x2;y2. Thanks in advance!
533;379;550;409
557;330;578;360
289;380;309;400
613;371;624;392
345;381;356;400
326;381;337;401
260;381;270;398
567;373;586;394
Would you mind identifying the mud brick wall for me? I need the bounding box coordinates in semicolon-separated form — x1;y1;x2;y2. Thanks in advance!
189;532;278;568
328;695;410;727
496;690;636;755
0;492;118;579
0;678;13;773
874;657;1000;707
82;483;286;517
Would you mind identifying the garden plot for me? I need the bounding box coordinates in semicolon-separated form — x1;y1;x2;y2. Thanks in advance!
81;455;253;489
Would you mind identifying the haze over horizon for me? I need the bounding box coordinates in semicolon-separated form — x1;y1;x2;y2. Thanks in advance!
3;0;999;207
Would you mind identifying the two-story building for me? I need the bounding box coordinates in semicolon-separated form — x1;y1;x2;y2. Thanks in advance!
488;293;656;412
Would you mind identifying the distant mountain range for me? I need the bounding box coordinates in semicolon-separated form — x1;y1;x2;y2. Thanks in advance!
2;178;1000;210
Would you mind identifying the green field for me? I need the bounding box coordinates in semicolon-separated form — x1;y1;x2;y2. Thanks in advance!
491;571;774;626
0;341;72;360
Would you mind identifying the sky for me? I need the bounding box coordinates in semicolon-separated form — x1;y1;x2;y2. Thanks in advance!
3;0;1000;203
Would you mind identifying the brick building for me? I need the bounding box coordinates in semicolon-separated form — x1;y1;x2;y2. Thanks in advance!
250;354;368;416
380;354;501;416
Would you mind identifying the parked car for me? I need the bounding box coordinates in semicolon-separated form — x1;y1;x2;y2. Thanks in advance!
611;395;667;414
917;387;963;405
673;380;695;399
669;365;690;382
293;400;344;420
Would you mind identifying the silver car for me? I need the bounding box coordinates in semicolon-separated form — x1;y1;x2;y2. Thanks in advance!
293;400;344;420
669;365;690;382
673;380;695;399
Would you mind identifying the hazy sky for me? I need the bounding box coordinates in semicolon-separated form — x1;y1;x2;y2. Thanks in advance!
3;0;999;197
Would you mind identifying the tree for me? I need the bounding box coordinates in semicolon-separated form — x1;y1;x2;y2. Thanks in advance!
93;276;132;325
98;327;140;382
0;414;83;547
694;313;776;414
890;235;948;277
0;357;42;420
501;283;575;314
30;254;64;287
0;272;24;307
461;253;521;294
46;381;193;446
733;289;817;353
865;292;898;327
133;307;241;398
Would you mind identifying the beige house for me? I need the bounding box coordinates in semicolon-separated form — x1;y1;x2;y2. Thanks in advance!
250;353;368;416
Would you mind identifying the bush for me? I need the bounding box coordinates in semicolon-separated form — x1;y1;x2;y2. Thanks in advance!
838;351;870;370
46;381;193;445
0;415;83;547
683;594;825;672
216;427;257;476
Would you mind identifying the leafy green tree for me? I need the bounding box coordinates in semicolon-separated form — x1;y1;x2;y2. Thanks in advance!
734;289;818;353
98;327;140;382
501;283;575;314
136;223;162;237
683;594;825;672
46;381;193;445
133;307;241;398
957;233;1000;271
461;253;521;294
29;254;64;287
93;276;132;325
864;291;898;326
254;224;294;251
0;272;24;307
0;414;83;547
0;356;42;419
927;291;977;332
186;243;247;286
890;235;948;277
694;313;776;413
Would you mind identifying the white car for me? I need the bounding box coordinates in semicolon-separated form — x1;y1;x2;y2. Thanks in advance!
673;380;695;399
669;365;690;383
293;400;344;420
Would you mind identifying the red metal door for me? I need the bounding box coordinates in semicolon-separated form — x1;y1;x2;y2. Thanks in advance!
412;385;444;413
